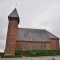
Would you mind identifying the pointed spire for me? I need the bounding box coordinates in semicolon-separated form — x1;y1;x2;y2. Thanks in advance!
8;8;20;24
8;8;19;17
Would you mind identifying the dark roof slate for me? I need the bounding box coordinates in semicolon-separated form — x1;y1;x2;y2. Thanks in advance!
16;28;59;42
8;8;19;17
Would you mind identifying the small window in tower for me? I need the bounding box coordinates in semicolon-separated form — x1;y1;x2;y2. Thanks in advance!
15;18;17;20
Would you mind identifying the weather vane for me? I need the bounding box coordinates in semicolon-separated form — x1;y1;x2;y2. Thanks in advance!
15;3;17;8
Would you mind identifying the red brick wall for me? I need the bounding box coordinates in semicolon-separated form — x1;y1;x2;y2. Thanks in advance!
16;39;59;50
16;41;23;50
45;42;51;50
50;39;59;50
5;20;18;55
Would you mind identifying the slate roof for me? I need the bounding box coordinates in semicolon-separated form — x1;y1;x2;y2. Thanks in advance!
8;8;19;17
16;28;59;42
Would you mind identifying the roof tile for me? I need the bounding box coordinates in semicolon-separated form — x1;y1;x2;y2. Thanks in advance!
16;28;59;42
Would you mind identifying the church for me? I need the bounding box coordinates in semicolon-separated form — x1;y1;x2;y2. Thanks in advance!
4;8;59;55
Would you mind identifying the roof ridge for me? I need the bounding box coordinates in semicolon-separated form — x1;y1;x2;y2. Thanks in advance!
18;28;46;30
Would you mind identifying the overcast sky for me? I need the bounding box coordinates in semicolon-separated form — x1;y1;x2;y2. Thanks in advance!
0;0;60;52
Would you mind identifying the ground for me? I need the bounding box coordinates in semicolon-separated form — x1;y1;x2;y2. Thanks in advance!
0;56;60;60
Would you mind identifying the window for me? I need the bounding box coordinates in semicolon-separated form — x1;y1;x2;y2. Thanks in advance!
39;43;45;50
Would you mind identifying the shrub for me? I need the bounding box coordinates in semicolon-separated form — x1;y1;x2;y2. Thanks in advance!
1;50;60;57
1;55;22;58
15;50;22;56
26;50;60;56
0;52;4;56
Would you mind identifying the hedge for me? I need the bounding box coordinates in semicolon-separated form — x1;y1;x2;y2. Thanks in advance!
1;50;60;57
1;55;22;58
1;50;22;58
15;50;60;56
15;50;22;56
26;50;60;56
0;52;4;56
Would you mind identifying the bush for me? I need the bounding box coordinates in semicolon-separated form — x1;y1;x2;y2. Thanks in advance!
0;52;4;56
15;50;22;56
1;50;22;58
31;52;36;56
1;55;22;58
26;50;60;56
1;50;60;57
2;50;60;57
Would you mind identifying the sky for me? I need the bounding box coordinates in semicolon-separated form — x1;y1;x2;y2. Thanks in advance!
0;0;60;52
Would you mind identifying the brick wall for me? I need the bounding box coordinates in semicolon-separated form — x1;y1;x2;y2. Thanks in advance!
16;41;23;50
16;39;59;50
50;39;59;50
5;20;18;55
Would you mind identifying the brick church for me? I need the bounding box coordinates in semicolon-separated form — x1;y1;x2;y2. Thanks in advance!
5;8;59;55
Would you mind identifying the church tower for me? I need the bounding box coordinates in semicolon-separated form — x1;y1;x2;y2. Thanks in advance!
5;8;20;55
